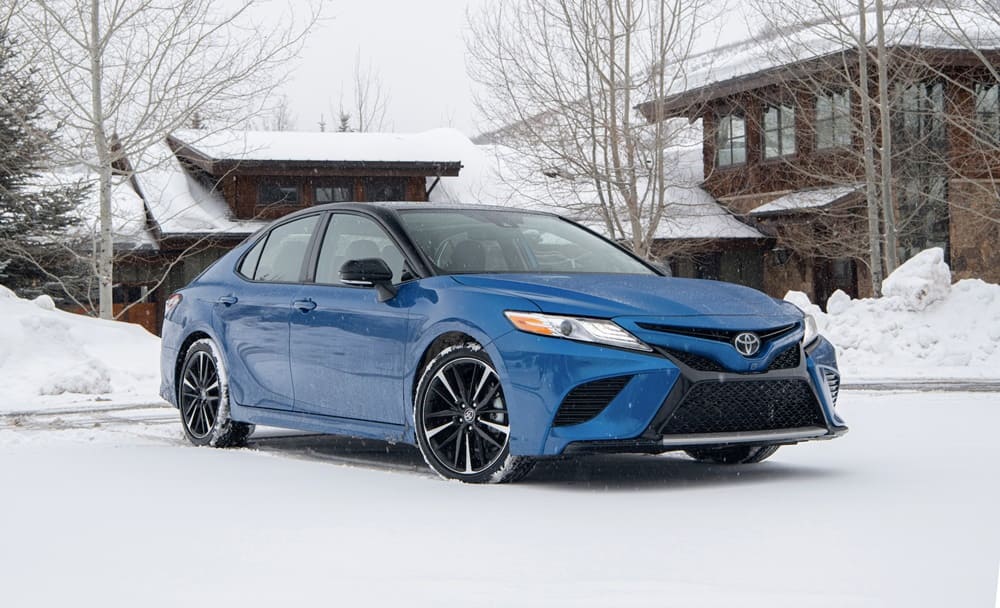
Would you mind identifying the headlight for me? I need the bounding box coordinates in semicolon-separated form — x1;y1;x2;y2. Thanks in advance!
803;313;819;346
504;311;652;352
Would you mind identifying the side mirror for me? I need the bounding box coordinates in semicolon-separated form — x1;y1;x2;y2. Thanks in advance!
340;258;397;302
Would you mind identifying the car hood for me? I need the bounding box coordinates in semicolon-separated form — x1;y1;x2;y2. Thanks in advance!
451;274;799;321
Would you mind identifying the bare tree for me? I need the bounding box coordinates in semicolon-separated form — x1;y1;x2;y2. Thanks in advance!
254;94;298;131
467;0;717;259
14;0;318;318
329;51;390;133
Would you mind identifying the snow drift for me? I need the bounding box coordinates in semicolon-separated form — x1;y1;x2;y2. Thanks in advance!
786;249;1000;381
0;286;162;411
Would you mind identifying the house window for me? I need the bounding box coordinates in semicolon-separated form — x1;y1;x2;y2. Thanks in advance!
898;81;945;148
763;103;796;158
315;183;354;204
816;90;851;150
363;177;406;202
975;82;1000;144
258;181;300;206
898;175;949;263
715;114;746;167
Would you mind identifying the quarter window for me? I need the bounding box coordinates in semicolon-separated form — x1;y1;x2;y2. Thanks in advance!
816;90;852;150
251;215;319;282
975;82;1000;145
315;214;409;285
763;103;796;158
715;114;746;167
259;181;301;206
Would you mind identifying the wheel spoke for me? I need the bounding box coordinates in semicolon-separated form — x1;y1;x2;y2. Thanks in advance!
452;429;463;469
473;426;503;450
425;408;458;419
477;383;500;408
463;430;473;474
431;386;457;405
425;420;455;439
453;365;471;405
472;367;494;403
435;369;460;403
479;419;510;436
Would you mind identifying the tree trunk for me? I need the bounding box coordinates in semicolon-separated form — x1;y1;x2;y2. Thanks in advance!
858;1;884;296
90;0;113;319
874;0;898;273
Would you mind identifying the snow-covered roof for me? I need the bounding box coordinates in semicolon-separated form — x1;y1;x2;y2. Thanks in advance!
31;170;157;251
170;128;465;165
132;143;264;237
750;185;861;216
428;131;764;241
651;2;1000;111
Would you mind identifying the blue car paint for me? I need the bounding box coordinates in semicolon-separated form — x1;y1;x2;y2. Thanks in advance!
161;205;846;457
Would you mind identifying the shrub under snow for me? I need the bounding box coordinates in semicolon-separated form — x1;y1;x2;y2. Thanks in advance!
0;285;161;410
786;248;1000;381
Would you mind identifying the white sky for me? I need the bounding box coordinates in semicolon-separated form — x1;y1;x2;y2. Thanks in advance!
271;0;755;137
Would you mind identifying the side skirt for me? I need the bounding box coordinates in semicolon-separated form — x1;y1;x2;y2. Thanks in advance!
230;401;409;444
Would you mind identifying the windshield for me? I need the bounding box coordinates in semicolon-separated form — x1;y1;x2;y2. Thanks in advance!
397;209;655;275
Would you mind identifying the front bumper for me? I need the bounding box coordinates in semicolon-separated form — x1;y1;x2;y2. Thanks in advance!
489;328;846;457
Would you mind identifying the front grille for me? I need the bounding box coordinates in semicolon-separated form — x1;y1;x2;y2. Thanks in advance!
637;322;797;343
659;348;725;372
657;379;825;435
660;344;800;373
553;375;632;426
823;369;840;406
768;345;800;370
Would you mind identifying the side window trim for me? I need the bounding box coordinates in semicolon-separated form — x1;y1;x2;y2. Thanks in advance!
309;210;418;287
234;213;323;284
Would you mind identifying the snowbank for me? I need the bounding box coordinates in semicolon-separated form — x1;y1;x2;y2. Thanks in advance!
786;248;1000;381
0;286;162;411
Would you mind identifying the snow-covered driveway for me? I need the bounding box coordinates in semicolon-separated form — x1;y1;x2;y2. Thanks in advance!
1;390;998;607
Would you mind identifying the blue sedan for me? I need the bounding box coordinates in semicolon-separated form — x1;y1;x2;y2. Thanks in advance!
160;203;847;483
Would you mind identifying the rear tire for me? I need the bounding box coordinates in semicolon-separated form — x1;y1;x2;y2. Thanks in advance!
414;342;534;483
178;339;254;448
685;444;779;465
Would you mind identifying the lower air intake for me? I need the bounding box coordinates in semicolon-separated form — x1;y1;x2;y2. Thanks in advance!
823;369;840;406
553;375;632;427
658;379;825;435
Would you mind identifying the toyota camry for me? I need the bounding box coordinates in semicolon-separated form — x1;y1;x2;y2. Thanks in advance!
160;203;847;483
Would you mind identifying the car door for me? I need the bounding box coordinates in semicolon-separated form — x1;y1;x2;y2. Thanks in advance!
289;212;411;423
216;213;320;410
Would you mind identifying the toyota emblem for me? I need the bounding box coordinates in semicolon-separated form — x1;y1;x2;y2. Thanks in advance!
733;332;761;357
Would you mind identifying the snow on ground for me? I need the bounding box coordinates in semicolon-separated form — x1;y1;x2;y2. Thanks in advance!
0;390;997;607
786;248;1000;382
0;285;162;412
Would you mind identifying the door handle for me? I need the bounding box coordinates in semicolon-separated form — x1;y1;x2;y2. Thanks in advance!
293;298;317;312
218;295;238;306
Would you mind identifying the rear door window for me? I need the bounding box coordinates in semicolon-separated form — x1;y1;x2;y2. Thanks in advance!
246;215;319;282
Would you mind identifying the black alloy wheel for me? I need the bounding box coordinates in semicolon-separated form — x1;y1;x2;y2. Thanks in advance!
414;343;533;483
178;339;253;447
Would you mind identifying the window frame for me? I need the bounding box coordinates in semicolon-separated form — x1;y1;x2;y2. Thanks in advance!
257;180;302;206
314;179;356;205
762;102;796;160
974;82;1000;146
234;213;322;284
815;89;852;151
715;113;747;168
309;211;419;287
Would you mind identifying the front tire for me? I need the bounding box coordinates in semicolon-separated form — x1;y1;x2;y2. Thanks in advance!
685;444;779;465
178;339;254;448
414;343;534;483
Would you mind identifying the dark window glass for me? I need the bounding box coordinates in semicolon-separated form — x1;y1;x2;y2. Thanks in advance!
316;183;354;204
715;114;746;167
763;103;796;158
253;215;319;282
363;177;406;202
816;90;851;150
397;210;655;275
238;237;266;279
315;214;409;285
258;181;300;206
897;81;945;149
975;82;1000;145
898;176;950;263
